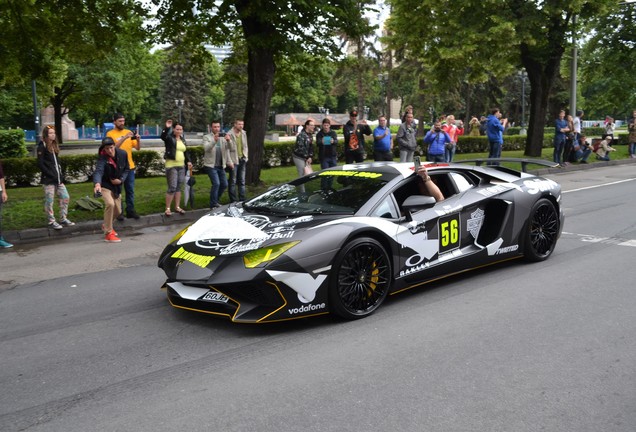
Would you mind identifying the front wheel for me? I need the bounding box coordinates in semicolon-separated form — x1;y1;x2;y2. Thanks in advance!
523;198;559;262
329;237;392;319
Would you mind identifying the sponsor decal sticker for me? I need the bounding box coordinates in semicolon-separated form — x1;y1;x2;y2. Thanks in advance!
267;270;327;303
269;216;313;227
171;247;216;268
494;244;519;255
318;170;382;179
288;303;326;315
467;208;485;239
400;260;431;277
476;183;516;197
524;178;557;195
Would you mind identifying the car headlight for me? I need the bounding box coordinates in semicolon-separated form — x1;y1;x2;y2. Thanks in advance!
243;241;300;268
170;225;191;244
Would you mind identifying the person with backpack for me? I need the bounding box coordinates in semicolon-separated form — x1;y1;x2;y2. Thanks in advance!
594;135;616;161
343;110;372;163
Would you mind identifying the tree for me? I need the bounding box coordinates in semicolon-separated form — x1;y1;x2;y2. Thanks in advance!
0;0;148;142
159;45;219;131
386;0;614;156
579;2;636;119
153;0;375;185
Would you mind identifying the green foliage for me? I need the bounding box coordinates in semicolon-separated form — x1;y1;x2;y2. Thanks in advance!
0;0;147;83
0;82;35;129
159;45;216;131
222;59;248;130
0;156;38;186
384;0;616;157
580;3;636;119
273;52;339;113
0;129;28;158
454;134;553;154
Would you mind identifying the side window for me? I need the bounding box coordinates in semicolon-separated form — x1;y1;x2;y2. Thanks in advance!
372;196;400;219
449;172;475;193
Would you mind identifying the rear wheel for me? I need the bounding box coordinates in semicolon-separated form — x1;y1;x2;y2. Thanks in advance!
523;198;559;262
329;237;391;319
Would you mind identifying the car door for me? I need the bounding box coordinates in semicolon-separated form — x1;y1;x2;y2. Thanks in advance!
393;171;487;284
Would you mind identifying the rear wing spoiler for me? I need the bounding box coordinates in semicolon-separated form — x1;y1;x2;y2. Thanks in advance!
455;158;559;173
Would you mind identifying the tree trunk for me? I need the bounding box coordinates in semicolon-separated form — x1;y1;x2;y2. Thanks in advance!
522;53;564;157
524;70;547;157
235;0;278;186
356;37;364;117
244;47;276;186
52;91;65;145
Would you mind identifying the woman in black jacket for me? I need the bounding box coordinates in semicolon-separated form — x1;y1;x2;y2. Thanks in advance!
36;125;74;229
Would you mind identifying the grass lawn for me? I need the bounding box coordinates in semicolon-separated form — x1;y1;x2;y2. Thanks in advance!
1;146;630;232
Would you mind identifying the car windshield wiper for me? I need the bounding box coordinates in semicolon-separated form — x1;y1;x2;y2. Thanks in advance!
294;209;353;216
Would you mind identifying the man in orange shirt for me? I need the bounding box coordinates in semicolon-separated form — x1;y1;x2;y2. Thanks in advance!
106;113;140;219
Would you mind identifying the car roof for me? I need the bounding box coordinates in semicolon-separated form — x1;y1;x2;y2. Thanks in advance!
331;161;533;184
333;161;447;179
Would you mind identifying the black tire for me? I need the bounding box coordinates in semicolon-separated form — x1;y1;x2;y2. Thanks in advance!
329;237;392;319
523;198;559;262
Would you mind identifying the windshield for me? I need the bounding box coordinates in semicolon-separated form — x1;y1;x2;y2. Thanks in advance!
244;171;389;215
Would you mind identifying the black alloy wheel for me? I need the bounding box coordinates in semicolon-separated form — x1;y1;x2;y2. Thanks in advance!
329;237;392;319
524;198;559;262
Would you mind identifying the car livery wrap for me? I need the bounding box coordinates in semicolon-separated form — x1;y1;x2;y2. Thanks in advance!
158;161;564;323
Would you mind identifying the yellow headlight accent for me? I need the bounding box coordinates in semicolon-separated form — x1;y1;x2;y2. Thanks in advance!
170;225;190;244
243;241;300;268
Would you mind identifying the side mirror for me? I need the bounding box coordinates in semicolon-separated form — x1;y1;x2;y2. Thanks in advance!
402;195;436;221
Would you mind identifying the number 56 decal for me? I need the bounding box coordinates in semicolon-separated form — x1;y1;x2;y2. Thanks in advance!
438;214;461;254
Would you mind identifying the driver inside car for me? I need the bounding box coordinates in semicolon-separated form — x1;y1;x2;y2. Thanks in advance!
416;165;444;202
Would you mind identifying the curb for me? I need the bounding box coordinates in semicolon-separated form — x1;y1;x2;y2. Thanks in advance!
531;157;636;176
3;208;211;246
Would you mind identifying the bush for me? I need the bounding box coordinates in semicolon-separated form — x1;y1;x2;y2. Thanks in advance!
582;127;606;137
0;157;39;186
615;133;629;145
0;129;28;158
454;134;554;154
133;150;164;177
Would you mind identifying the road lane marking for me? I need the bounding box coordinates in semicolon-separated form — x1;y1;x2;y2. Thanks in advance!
562;231;636;248
562;178;636;194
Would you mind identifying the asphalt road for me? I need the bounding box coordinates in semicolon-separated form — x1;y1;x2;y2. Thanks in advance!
1;165;635;432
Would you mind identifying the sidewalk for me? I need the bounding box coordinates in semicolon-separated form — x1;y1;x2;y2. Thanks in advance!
2;208;211;246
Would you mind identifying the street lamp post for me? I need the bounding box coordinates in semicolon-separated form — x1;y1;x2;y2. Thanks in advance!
378;73;388;117
217;103;225;131
32;80;40;142
269;111;276;130
518;70;528;135
174;99;184;123
363;106;369;120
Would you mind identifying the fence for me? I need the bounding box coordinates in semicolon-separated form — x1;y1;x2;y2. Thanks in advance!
23;124;164;141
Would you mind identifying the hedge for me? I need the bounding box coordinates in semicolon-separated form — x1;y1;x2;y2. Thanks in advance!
0;129;28;159
4;130;620;187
